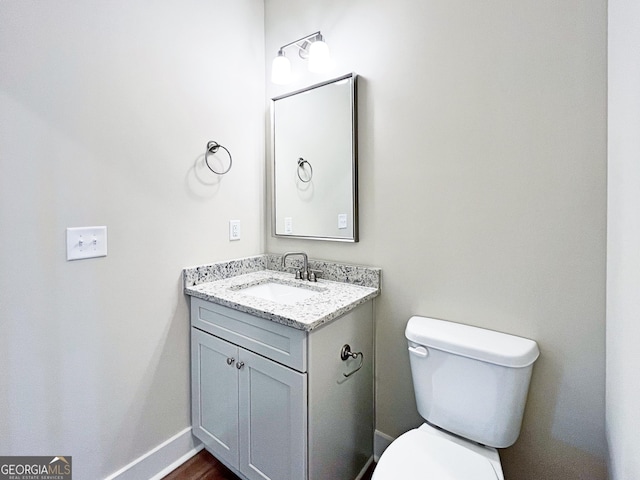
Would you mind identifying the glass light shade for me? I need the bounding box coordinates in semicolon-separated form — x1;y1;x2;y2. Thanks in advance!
271;53;292;84
308;40;332;73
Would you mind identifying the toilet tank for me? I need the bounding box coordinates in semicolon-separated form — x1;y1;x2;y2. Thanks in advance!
405;316;539;448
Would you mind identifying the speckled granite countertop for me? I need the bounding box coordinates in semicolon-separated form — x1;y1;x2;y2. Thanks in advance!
184;255;381;331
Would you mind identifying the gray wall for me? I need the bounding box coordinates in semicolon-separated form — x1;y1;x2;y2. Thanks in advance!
265;0;608;478
607;0;640;477
0;1;264;478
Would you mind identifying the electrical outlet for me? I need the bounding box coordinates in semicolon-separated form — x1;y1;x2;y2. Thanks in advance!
284;217;293;234
229;220;241;241
338;214;348;229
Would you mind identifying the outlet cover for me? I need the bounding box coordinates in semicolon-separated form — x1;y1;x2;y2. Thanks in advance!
229;220;241;241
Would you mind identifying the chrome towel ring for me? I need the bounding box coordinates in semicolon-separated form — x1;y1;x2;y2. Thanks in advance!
297;157;313;182
205;140;232;175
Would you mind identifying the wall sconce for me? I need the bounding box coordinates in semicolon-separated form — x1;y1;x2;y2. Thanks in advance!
271;31;332;84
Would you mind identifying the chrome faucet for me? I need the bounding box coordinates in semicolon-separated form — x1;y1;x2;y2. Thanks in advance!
282;252;310;281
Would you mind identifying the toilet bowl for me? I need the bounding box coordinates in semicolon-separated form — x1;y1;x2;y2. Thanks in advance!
373;316;539;480
373;423;503;480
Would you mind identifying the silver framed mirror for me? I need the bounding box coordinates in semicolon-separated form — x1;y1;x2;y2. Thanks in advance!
272;73;358;242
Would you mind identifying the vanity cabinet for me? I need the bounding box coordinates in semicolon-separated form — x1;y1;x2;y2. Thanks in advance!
192;328;306;480
190;297;373;480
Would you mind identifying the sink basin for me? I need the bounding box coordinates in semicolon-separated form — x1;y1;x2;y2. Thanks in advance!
238;281;321;305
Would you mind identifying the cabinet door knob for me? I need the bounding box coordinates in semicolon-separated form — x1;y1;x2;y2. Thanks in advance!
227;357;235;366
236;361;245;370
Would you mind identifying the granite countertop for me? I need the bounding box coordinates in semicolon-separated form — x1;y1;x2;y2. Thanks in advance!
185;268;380;331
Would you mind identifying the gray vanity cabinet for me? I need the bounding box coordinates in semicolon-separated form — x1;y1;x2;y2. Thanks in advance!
190;297;373;480
192;328;307;480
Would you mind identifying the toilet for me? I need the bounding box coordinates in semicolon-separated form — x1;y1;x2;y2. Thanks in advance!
373;316;539;479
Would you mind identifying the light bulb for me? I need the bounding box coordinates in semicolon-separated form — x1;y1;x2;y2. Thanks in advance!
271;52;292;84
308;40;332;73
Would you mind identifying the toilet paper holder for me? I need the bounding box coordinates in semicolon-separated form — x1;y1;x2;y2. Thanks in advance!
340;344;364;378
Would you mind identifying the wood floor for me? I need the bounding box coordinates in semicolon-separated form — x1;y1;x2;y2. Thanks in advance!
162;450;237;480
162;449;376;480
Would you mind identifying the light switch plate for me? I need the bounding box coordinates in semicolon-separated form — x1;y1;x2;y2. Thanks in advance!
284;217;293;234
66;226;108;260
338;214;348;229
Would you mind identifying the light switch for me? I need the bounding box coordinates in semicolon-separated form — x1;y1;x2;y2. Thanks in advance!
66;226;108;260
284;217;293;234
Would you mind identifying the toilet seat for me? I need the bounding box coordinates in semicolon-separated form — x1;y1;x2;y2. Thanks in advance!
373;427;499;480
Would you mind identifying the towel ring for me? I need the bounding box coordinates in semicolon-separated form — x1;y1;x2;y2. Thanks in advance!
205;141;232;175
297;157;313;183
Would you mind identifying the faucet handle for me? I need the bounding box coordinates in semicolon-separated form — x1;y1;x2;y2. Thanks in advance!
308;269;322;282
295;269;304;280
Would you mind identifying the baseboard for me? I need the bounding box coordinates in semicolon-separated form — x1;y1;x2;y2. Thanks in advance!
373;430;395;462
104;427;203;480
105;427;392;479
355;456;374;480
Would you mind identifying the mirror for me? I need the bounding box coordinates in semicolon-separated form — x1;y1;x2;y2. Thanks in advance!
272;73;358;242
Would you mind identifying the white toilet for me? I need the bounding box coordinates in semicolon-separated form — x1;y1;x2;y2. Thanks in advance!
373;316;539;479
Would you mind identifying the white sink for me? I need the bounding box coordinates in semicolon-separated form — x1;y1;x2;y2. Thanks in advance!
238;281;321;305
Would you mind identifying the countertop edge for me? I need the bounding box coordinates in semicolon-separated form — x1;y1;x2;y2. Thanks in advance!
185;286;380;332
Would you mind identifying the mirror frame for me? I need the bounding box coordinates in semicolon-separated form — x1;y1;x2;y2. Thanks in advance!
271;72;358;242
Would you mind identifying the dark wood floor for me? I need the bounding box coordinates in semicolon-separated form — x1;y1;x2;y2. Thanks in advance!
162;450;237;480
162;449;375;480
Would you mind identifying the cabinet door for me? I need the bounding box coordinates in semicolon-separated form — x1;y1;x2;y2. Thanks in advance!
238;349;307;480
191;328;239;468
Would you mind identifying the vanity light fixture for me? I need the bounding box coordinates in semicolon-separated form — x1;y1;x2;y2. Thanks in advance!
271;31;332;84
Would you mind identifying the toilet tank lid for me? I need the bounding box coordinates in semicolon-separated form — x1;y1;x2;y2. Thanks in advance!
405;316;540;367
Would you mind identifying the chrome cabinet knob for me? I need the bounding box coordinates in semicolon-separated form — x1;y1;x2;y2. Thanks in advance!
236;361;245;370
226;357;235;366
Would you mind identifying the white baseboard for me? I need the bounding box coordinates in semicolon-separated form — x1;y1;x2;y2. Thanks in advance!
374;429;395;462
104;427;203;480
355;456;374;480
104;427;393;479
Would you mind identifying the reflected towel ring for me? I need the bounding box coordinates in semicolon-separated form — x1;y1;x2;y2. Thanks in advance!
205;141;232;175
297;157;313;182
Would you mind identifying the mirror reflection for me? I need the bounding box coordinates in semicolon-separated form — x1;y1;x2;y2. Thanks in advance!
272;73;358;242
